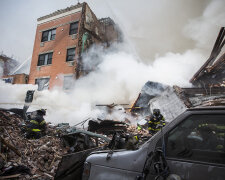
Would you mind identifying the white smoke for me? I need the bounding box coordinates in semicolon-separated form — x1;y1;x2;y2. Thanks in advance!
0;80;36;107
30;44;205;125
0;0;224;125
184;0;225;50
0;64;3;76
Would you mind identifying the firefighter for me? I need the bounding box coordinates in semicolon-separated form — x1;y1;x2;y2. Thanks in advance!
137;123;142;131
25;109;47;139
148;109;165;135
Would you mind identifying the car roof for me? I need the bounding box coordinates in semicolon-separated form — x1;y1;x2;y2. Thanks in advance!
188;106;225;111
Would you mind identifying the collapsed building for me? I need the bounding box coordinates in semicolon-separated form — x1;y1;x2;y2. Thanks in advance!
28;2;121;91
131;27;225;122
190;27;225;87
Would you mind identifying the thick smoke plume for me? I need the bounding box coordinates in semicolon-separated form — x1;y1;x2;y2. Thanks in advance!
0;0;224;125
106;0;224;61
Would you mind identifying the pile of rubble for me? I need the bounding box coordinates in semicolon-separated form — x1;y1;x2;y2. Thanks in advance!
0;110;68;179
0;109;151;179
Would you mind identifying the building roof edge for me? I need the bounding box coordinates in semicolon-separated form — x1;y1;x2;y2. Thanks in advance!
37;3;84;22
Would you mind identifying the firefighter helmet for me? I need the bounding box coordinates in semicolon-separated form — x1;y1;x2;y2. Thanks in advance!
153;109;160;116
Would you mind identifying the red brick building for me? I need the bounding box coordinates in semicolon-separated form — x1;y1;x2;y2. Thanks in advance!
29;2;120;91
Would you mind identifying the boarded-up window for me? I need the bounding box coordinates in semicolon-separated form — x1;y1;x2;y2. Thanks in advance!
35;78;50;91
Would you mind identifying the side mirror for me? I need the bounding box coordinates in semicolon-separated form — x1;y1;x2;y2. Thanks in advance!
166;174;182;180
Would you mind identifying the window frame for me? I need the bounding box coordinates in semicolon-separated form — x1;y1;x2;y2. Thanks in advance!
63;74;75;90
41;28;56;42
69;22;79;35
66;48;76;62
37;52;53;66
164;113;225;167
35;77;50;91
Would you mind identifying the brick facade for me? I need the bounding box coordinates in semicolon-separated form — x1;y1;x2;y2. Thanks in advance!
29;2;120;90
29;4;83;89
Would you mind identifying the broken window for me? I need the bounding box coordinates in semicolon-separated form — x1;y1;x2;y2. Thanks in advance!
166;114;225;165
69;22;79;35
37;52;53;66
66;48;76;62
35;78;50;91
63;75;74;90
41;28;56;42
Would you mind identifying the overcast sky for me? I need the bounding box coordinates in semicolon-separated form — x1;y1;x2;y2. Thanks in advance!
0;0;224;66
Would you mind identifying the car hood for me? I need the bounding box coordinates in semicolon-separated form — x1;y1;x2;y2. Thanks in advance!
86;146;148;172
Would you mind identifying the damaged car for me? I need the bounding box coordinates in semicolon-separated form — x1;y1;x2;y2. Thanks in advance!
82;107;225;180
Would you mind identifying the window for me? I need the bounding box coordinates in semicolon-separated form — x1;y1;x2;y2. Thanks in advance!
37;52;53;66
69;22;79;35
35;78;50;91
63;75;74;90
41;29;56;42
66;48;76;62
166;114;225;165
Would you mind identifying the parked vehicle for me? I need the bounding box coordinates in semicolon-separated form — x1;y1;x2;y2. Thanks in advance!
82;107;225;180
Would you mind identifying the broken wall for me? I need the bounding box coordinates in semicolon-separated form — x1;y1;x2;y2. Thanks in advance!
131;81;168;116
77;3;106;78
83;4;105;45
99;18;122;45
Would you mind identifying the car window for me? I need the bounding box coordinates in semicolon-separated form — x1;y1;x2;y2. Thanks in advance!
166;114;225;165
